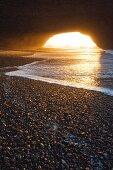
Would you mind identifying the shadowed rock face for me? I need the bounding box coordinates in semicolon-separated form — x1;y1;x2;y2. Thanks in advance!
0;0;113;50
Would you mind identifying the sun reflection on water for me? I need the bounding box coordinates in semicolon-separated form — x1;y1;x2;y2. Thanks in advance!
61;50;102;87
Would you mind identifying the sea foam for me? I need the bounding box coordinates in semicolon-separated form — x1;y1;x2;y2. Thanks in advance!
4;49;113;97
105;50;113;55
5;70;113;97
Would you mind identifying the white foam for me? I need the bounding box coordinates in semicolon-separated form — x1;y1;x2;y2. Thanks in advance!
17;61;39;69
5;70;113;97
0;66;17;70
105;50;113;55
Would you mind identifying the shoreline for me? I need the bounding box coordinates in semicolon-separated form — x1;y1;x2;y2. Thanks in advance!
1;52;113;97
1;52;113;169
5;69;113;97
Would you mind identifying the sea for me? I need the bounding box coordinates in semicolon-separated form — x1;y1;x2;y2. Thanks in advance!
5;49;113;96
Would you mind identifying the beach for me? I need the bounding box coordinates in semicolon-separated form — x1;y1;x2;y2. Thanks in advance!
1;53;113;169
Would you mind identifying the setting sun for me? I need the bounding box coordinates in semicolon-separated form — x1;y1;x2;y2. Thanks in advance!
44;32;97;49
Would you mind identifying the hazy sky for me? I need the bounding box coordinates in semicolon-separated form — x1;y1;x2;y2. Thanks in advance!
0;0;113;49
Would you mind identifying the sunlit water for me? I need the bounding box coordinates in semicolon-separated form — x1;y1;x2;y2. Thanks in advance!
5;49;113;96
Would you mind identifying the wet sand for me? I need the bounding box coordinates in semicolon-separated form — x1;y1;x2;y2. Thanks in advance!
1;54;113;169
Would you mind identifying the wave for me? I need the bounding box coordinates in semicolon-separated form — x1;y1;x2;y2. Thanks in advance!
5;70;113;97
0;66;17;70
105;50;113;55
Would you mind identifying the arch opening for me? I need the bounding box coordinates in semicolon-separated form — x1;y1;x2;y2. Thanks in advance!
43;32;98;50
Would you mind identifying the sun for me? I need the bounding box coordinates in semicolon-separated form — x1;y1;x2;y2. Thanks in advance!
44;32;97;49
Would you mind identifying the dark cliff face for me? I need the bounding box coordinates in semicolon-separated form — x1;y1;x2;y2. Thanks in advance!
0;0;113;50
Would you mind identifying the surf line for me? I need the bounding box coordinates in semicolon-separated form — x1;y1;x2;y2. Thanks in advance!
0;66;18;70
5;70;113;97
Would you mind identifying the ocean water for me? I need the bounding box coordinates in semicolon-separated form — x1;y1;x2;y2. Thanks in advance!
5;49;113;96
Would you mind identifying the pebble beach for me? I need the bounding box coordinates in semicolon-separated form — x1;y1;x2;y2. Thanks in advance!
1;54;113;170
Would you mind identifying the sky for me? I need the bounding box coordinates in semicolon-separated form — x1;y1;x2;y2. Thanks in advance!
0;0;113;50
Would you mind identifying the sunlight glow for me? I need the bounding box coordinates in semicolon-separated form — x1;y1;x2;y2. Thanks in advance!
44;32;97;49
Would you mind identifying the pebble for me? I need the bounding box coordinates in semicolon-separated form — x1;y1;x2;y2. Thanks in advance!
1;74;113;169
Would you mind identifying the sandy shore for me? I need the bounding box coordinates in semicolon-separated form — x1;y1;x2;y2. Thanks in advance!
0;54;113;169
